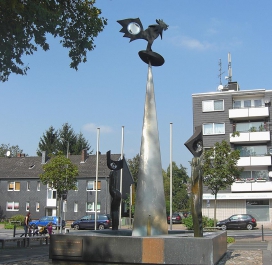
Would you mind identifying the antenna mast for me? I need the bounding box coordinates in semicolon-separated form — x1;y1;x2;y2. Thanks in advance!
227;52;232;82
218;58;224;85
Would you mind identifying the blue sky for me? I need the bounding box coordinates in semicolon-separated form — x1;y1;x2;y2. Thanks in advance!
1;0;272;172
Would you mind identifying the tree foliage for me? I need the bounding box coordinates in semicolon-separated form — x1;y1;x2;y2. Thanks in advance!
127;154;140;185
37;123;91;156
163;162;190;214
37;126;59;156
0;143;24;157
202;140;243;225
202;140;242;195
40;151;79;198
0;0;107;82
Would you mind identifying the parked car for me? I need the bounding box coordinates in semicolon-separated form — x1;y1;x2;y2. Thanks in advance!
71;214;112;230
216;214;257;230
29;216;65;229
167;213;182;224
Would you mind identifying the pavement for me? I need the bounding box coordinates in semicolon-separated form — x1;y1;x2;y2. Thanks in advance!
0;224;272;264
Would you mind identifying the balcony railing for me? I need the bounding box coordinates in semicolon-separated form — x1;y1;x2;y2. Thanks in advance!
231;180;272;192
237;156;272;166
229;106;269;119
230;131;270;143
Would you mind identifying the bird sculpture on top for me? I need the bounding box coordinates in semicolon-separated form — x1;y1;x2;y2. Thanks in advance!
117;18;169;66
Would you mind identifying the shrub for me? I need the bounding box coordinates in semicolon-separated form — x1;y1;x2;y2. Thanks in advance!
10;214;25;225
182;215;217;230
227;237;235;244
182;215;193;230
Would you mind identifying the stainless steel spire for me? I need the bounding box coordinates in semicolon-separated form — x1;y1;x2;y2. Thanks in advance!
132;63;168;236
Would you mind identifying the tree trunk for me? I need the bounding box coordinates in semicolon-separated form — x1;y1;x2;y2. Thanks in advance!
213;193;217;227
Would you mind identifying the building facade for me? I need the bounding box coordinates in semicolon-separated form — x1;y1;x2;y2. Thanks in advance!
192;83;272;224
0;150;133;221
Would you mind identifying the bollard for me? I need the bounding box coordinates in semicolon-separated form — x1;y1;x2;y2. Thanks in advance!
261;224;265;242
147;215;151;236
13;225;16;237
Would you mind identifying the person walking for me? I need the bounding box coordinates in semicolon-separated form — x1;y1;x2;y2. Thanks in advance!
47;222;53;238
21;212;31;237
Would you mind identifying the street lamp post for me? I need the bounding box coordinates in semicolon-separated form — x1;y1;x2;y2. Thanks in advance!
61;138;69;232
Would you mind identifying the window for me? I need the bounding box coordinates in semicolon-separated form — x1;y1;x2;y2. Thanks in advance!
240;170;268;181
47;189;57;199
235;121;265;133
63;201;67;213
8;182;20;191
235;145;267;157
244;100;251;108
74;202;78;212
6;202;19;211
86;202;101;212
203;123;225;135
37;181;40;191
27;181;30;191
36;202;40;212
254;99;262;107
233;98;263;109
202;100;224;112
233;100;241;109
26;202;30;211
86;181;101;191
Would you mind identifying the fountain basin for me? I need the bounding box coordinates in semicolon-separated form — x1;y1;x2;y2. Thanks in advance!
49;229;227;264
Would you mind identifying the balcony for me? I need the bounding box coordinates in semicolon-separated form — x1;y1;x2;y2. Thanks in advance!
229;107;269;120
230;131;270;143
231;181;272;192
237;156;272;167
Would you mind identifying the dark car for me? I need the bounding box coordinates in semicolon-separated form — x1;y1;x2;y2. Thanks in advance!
29;216;65;229
71;214;112;230
167;213;182;224
216;214;257;230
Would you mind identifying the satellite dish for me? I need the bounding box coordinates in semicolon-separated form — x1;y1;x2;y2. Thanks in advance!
218;85;223;91
6;150;11;157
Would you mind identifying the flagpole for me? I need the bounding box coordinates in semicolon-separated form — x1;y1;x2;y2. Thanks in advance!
95;127;100;230
119;126;124;228
170;122;173;230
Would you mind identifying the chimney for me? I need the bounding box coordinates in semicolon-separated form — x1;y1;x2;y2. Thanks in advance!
42;151;48;164
17;153;25;157
81;149;88;163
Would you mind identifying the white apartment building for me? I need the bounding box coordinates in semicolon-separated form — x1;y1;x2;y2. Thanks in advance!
192;82;272;224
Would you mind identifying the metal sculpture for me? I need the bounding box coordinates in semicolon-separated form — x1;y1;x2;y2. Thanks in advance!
185;126;204;237
106;150;123;230
117;18;168;66
117;18;168;236
109;170;121;230
107;150;123;171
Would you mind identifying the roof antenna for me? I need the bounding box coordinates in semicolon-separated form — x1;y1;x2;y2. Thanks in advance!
217;58;224;91
225;52;232;82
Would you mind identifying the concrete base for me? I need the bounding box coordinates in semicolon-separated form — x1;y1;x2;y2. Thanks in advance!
49;230;227;265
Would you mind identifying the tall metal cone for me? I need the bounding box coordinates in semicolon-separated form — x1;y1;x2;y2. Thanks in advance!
132;63;168;236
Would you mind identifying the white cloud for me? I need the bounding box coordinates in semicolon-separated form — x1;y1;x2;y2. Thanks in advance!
171;35;214;50
82;123;113;134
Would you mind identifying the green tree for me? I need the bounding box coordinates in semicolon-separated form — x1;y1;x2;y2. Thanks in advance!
202;140;243;226
163;162;190;214
40;151;79;229
37;123;91;155
127;154;140;185
73;132;92;155
0;0;107;82
59;123;77;154
37;126;59;156
0;143;24;157
40;151;79;198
